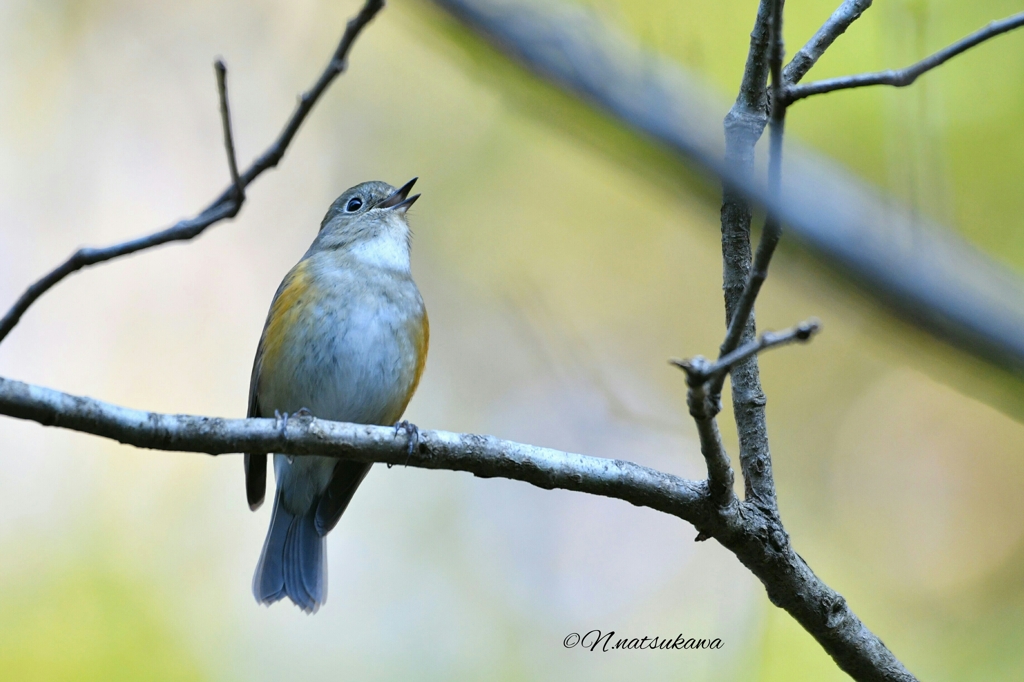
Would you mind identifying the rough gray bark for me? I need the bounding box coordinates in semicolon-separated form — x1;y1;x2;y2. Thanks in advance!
0;376;708;520
718;0;778;511
710;2;916;678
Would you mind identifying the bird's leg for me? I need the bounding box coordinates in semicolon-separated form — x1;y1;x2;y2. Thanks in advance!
393;420;420;467
275;409;296;462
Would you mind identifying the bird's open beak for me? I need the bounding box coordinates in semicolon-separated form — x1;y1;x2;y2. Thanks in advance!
378;177;420;212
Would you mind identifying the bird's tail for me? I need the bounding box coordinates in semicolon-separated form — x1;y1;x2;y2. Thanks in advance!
252;490;327;613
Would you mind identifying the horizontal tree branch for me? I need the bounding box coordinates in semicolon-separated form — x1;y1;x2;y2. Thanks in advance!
715;318;819;375
786;10;1024;103
782;0;873;86
0;375;708;523
0;0;384;345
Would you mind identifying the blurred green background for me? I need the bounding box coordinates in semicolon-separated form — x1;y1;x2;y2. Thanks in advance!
1;0;1024;679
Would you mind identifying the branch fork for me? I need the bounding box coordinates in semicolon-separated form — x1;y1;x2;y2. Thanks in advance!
671;319;819;506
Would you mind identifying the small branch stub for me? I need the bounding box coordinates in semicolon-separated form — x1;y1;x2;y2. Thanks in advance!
214;58;244;204
673;318;821;386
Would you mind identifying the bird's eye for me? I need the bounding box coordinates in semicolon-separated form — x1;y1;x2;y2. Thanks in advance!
345;197;363;212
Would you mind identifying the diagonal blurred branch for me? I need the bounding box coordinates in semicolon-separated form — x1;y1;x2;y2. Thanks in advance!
0;0;384;346
786;11;1024;102
429;0;1024;378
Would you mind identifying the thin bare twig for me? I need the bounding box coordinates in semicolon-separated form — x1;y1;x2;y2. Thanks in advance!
0;0;385;345
214;59;244;202
786;11;1024;103
688;394;734;505
676;319;820;385
710;219;780;399
782;0;873;85
673;355;735;506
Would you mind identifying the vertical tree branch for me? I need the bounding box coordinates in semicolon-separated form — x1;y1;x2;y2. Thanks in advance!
711;0;789;401
719;0;778;509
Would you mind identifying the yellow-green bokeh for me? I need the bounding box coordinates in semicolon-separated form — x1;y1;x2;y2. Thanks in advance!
1;0;1024;680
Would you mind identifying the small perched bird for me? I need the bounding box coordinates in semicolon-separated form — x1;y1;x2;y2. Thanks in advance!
245;178;428;613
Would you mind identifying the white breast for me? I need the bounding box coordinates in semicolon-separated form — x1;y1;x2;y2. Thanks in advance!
347;229;410;273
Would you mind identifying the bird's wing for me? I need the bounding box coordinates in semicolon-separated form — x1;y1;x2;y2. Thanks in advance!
244;339;268;511
245;260;318;511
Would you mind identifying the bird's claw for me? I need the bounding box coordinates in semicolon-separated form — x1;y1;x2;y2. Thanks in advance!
393;420;419;467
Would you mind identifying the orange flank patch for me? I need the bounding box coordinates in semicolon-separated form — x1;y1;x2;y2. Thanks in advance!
408;309;429;406
258;260;313;378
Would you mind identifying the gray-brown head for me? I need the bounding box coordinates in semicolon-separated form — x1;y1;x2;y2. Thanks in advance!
310;179;420;266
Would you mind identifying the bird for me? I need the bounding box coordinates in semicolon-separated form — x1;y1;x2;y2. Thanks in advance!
245;178;428;613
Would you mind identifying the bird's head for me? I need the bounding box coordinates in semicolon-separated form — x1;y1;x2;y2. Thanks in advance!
312;178;420;269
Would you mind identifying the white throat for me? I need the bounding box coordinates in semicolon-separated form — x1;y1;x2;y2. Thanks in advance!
348;229;411;272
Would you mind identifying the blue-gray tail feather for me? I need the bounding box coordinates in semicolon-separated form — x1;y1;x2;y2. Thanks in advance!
253;490;327;613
